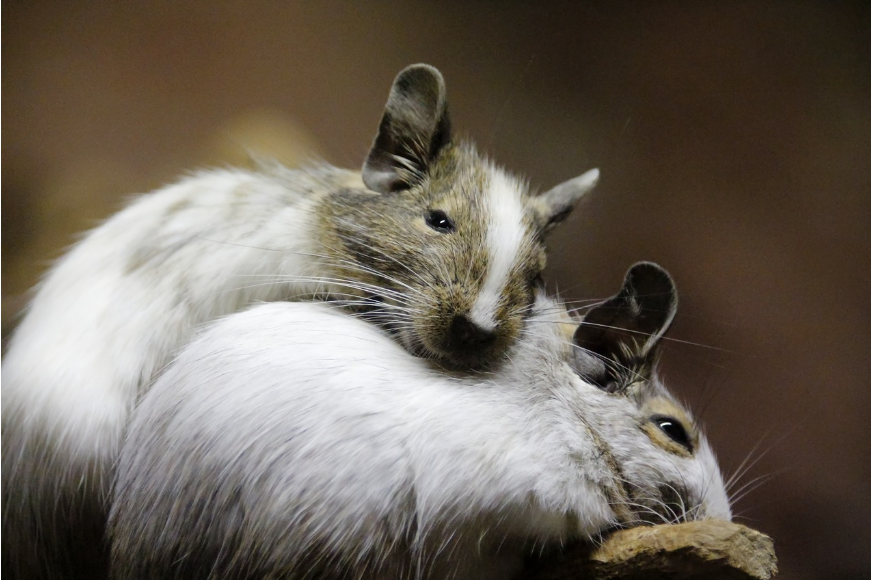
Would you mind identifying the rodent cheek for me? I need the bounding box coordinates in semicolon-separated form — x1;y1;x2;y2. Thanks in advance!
498;316;523;348
494;284;531;341
536;249;547;272
520;248;546;285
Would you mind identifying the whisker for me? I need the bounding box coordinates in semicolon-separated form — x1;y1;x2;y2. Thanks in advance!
729;471;781;507
725;427;791;494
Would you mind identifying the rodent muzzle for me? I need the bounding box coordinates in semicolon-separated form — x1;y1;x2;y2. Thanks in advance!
447;314;497;351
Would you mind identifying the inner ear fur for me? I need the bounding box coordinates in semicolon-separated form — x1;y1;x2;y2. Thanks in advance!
362;64;452;194
572;262;678;391
533;168;600;233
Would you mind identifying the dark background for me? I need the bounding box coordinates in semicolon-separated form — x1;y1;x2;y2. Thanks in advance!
3;2;869;578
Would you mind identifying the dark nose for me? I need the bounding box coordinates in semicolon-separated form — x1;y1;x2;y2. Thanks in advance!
448;315;497;350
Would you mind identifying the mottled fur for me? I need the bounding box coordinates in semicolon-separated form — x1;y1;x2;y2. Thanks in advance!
108;265;730;580
2;64;597;579
315;142;548;365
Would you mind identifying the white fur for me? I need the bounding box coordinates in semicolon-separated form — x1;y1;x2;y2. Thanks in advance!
3;168;334;450
1;168;345;577
109;295;731;580
469;171;528;330
2;156;592;578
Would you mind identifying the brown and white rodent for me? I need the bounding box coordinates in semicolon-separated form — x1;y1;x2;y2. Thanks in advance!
1;64;599;580
108;262;732;580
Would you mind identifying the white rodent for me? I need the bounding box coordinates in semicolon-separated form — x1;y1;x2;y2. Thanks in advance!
108;262;732;580
1;64;598;579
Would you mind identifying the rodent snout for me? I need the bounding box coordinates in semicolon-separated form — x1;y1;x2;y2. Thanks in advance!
448;314;497;350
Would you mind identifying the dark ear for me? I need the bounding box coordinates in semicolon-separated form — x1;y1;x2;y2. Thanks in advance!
572;262;677;391
533;168;599;233
362;64;452;193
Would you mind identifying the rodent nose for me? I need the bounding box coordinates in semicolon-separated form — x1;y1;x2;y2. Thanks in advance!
449;315;497;350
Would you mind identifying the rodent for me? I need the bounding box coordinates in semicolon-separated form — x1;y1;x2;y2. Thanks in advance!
1;64;599;579
108;262;732;580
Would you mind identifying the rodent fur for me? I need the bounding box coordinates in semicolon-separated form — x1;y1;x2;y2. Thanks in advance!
109;263;731;580
1;64;598;579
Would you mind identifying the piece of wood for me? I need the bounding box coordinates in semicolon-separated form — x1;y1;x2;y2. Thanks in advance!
524;520;777;580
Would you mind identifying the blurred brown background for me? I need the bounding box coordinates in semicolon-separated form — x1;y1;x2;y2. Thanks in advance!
3;2;869;578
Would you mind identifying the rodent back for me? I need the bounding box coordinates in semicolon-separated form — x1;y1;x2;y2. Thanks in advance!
109;299;591;580
108;263;731;580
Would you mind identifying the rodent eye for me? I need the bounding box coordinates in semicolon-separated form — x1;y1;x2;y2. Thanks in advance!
652;415;692;451
425;210;455;233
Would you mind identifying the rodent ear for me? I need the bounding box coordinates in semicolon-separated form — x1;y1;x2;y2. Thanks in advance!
572;262;677;392
533;168;600;233
362;64;452;193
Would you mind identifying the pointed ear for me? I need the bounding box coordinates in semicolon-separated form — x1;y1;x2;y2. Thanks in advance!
362;64;452;193
532;168;599;233
572;262;677;392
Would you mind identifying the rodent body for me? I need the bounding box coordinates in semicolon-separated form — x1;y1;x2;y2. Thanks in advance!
2;64;598;579
109;263;731;580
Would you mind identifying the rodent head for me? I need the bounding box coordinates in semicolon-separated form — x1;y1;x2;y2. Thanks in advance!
320;64;599;369
566;262;731;526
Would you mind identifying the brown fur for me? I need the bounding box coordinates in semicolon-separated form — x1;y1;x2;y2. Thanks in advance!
315;143;548;368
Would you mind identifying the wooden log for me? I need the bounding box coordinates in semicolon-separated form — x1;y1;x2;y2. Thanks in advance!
524;520;777;580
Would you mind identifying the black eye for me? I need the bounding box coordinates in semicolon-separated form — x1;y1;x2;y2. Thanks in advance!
425;210;455;233
653;415;692;451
